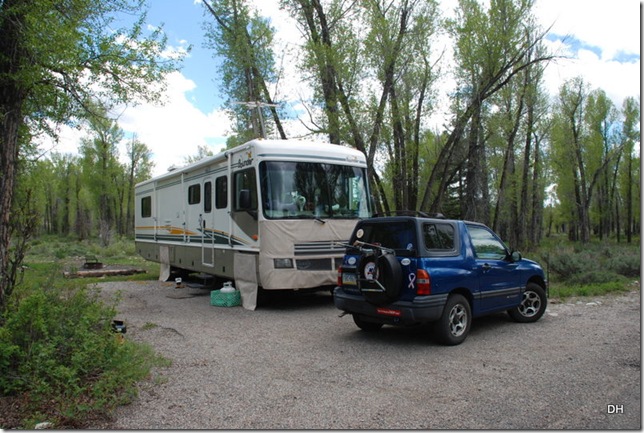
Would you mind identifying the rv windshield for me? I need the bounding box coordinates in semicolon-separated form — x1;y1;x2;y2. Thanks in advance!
260;161;371;220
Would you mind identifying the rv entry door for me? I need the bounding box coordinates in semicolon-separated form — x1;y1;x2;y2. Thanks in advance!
201;178;215;267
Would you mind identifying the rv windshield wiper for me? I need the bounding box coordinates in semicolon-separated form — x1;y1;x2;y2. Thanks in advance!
314;217;326;224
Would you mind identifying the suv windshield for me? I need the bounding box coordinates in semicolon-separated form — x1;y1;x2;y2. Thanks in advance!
352;221;417;255
260;161;371;220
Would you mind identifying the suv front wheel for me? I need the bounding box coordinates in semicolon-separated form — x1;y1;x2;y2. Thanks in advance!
507;282;547;323
435;294;472;345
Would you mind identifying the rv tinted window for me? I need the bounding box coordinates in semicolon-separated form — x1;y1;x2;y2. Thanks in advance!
204;181;212;213
188;184;200;205
234;169;257;210
141;196;152;218
215;176;227;209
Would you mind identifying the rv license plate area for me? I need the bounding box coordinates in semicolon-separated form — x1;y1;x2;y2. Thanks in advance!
342;273;357;286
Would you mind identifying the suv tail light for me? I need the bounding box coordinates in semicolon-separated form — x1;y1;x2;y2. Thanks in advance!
337;265;343;286
416;269;431;295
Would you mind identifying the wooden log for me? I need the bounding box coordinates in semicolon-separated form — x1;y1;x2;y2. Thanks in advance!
64;268;147;278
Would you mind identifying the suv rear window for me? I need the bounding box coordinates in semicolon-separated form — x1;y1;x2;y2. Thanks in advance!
353;221;416;253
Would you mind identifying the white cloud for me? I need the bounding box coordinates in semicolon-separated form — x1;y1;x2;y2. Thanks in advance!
115;71;231;175
35;124;87;157
36;71;233;177
534;0;640;60
535;0;640;105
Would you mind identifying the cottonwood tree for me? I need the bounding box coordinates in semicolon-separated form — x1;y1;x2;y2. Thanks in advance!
366;0;440;212
419;0;554;222
585;89;619;240
124;136;153;236
283;0;440;213
184;144;215;165
620;96;640;243
486;40;548;249
550;77;597;243
552;80;636;243
80;111;124;246
0;0;181;315
202;0;285;143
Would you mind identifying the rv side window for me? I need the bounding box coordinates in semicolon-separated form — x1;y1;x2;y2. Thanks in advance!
204;181;212;213
188;184;201;205
234;169;257;210
141;196;152;218
215;176;227;209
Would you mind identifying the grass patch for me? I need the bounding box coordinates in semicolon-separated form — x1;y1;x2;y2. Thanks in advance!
141;322;159;331
26;235;159;282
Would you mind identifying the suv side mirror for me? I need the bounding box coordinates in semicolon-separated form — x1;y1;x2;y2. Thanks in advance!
510;251;522;262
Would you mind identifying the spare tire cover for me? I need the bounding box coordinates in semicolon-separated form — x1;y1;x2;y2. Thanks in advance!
359;252;402;305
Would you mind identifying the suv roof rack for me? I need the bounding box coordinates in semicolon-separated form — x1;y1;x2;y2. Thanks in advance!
373;210;446;219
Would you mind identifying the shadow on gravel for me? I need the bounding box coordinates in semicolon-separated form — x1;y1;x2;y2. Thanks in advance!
258;289;335;311
335;312;517;347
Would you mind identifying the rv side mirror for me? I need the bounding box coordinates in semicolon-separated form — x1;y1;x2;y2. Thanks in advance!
238;189;251;210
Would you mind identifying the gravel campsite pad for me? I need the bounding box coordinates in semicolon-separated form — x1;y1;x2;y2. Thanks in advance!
97;280;641;430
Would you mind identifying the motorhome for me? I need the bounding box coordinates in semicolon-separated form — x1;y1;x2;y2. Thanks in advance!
134;139;372;295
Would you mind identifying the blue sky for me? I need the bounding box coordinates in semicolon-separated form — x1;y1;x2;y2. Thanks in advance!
46;0;641;176
140;0;223;113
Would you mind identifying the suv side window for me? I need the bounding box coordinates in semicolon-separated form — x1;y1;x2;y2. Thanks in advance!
467;225;508;260
423;223;456;251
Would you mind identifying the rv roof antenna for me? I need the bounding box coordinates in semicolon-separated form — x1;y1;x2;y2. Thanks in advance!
232;101;277;139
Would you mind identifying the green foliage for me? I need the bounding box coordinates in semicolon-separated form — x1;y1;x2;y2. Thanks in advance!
0;273;165;428
536;238;640;299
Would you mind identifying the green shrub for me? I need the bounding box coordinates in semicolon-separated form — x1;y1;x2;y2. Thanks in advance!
0;283;165;428
536;239;639;299
542;241;640;281
568;271;626;286
606;254;641;278
542;250;589;278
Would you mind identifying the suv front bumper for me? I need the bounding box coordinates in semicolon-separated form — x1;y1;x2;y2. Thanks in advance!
333;287;448;326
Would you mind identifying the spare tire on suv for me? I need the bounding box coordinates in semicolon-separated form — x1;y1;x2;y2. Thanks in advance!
357;250;402;305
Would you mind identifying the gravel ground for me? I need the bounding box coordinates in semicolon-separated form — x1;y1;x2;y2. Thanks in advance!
97;280;641;430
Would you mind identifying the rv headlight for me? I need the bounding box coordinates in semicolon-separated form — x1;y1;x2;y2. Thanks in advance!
274;258;294;269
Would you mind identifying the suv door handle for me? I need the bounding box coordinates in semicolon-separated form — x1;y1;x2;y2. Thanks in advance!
481;263;491;272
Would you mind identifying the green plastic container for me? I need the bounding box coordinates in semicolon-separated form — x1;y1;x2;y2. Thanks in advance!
210;289;241;307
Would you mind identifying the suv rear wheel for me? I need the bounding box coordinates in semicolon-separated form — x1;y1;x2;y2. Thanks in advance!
353;314;384;332
435;294;471;345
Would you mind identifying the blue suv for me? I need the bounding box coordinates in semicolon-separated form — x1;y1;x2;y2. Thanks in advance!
333;215;548;345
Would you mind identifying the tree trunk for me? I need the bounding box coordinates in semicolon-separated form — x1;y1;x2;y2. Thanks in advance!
0;0;28;313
